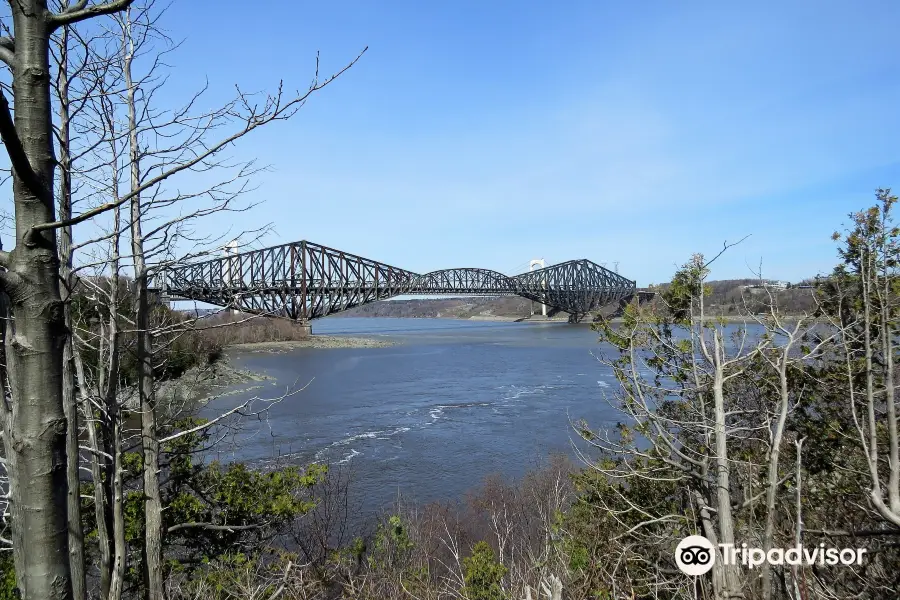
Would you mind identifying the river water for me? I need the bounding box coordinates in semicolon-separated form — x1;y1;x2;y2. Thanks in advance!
201;317;624;514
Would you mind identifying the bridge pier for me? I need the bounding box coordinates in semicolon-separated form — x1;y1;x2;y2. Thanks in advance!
292;319;312;337
529;258;548;316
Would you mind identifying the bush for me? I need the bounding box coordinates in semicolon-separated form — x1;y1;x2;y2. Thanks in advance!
0;554;15;600
463;541;507;600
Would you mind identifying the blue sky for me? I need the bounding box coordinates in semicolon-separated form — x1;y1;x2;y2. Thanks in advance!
142;1;900;285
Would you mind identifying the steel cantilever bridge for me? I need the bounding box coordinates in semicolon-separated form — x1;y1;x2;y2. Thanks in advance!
152;240;637;324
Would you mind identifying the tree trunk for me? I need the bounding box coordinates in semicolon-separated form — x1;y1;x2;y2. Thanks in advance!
879;237;899;515
760;353;791;600
73;343;113;598
122;14;164;598
56;20;85;600
107;413;126;600
712;331;741;598
102;95;125;600
2;3;71;599
693;486;726;597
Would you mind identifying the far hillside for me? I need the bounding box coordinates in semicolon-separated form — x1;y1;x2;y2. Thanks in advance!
332;279;819;320
644;279;818;316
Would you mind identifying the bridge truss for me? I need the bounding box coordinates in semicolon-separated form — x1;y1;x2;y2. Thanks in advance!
153;240;637;321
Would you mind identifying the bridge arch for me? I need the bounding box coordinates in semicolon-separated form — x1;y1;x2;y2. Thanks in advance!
409;268;517;295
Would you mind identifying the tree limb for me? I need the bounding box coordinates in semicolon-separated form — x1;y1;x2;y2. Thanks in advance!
47;0;136;31
0;37;14;68
158;398;253;444
166;522;262;534
267;561;293;600
803;528;899;537
0;90;51;205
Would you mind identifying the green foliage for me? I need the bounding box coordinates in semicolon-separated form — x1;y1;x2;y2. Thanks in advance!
462;541;507;600
661;254;707;323
369;514;415;570
0;554;15;600
179;552;295;600
562;459;683;598
163;450;323;567
113;416;326;586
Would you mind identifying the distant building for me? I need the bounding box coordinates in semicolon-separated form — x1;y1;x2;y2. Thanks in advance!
741;280;791;290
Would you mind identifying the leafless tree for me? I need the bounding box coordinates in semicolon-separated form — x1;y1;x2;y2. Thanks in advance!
0;3;135;599
582;246;834;599
0;2;363;598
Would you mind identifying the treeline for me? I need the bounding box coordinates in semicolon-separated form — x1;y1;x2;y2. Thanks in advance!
339;283;818;321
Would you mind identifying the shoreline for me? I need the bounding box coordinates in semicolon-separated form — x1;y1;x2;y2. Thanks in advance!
226;335;397;353
150;358;273;412
153;335;400;411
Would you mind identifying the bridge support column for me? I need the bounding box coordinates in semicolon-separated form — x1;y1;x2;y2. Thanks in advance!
224;239;240;315
292;319;312;337
529;258;548;317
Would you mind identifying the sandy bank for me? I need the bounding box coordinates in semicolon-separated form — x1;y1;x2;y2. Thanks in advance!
466;315;519;322
227;335;397;353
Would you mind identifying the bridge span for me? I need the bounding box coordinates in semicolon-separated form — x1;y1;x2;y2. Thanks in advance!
151;240;637;324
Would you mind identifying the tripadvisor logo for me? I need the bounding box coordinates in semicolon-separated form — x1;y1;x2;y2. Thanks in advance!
675;536;867;576
675;536;716;575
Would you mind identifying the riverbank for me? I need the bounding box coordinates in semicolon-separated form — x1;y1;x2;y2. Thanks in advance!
228;334;397;353
149;357;272;411
149;335;395;412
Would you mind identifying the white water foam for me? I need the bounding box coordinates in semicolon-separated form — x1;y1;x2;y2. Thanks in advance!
428;407;444;422
426;401;494;425
313;426;410;463
500;384;548;402
336;449;360;464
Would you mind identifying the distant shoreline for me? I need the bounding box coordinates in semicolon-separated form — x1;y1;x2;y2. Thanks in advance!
227;335;398;352
333;313;813;325
335;314;573;323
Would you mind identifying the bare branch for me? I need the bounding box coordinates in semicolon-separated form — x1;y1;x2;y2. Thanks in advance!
30;47;367;235
47;0;135;31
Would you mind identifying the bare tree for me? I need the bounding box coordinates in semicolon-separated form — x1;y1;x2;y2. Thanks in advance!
0;3;134;599
0;2;362;599
582;245;835;599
